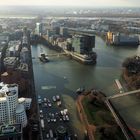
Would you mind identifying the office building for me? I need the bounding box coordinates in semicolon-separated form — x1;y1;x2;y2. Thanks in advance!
0;82;31;127
36;23;42;35
60;27;68;37
72;35;95;54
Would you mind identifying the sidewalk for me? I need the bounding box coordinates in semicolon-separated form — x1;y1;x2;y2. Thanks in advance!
76;95;96;140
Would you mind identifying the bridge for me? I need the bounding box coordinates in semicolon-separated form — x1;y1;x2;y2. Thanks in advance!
46;52;66;57
107;89;140;99
67;28;96;36
105;99;133;140
32;53;67;59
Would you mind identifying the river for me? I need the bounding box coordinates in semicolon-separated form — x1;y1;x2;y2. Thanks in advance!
31;36;140;139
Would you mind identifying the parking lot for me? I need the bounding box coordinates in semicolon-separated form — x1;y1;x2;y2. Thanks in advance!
38;95;78;140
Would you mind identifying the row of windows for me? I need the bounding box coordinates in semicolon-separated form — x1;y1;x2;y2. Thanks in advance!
0;111;7;114
0;102;7;105
0;115;7;119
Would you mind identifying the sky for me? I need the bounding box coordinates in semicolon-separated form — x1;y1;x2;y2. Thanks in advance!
0;0;140;7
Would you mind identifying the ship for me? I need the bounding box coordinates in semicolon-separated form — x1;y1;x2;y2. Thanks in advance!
76;87;85;94
38;53;49;63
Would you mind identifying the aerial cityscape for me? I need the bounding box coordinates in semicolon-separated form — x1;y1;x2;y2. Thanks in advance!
0;1;140;140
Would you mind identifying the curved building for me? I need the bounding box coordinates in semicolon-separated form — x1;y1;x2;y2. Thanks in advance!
16;104;27;128
0;83;18;124
6;85;18;124
0;82;31;128
0;96;8;124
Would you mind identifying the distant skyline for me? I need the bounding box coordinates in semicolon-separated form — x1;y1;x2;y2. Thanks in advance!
0;0;140;7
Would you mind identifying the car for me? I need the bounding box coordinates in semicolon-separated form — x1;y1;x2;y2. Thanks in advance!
47;99;51;103
51;113;54;117
39;110;43;113
57;101;61;106
40;114;43;118
47;118;50;123
38;99;42;104
60;110;64;115
51;118;54;122
52;96;56;102
59;118;62;121
66;115;69;121
48;103;52;107
55;112;58;115
63;115;66;121
44;103;47;107
64;109;68;114
46;133;49;138
44;98;47;102
56;95;60;100
38;95;41;99
53;119;56;122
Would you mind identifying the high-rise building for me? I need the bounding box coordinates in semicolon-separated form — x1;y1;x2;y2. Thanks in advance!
0;82;31;127
72;35;95;54
0;83;18;124
36;23;42;35
60;27;68;37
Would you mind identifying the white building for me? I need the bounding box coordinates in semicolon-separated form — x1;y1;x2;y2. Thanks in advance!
16;104;27;127
18;97;32;110
0;97;8;124
36;23;42;35
0;82;32;127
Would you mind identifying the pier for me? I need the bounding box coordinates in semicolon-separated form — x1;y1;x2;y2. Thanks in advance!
115;79;124;93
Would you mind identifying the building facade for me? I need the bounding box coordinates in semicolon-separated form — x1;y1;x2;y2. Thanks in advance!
0;82;31;127
72;35;95;54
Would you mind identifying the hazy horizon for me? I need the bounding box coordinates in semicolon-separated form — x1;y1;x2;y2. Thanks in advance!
0;0;139;7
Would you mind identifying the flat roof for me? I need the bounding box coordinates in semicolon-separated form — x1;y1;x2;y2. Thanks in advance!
16;104;25;114
0;123;22;136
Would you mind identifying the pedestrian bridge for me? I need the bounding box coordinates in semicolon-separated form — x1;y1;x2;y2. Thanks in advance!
46;53;66;57
107;89;140;99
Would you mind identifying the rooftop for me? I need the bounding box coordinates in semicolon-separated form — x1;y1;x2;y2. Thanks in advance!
0;123;22;136
16;104;24;114
17;63;28;72
0;83;18;98
4;57;18;66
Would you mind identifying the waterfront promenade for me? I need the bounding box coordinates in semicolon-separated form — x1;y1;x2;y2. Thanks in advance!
76;95;95;140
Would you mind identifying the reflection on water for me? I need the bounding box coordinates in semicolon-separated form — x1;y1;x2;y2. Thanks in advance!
31;36;140;139
41;86;56;90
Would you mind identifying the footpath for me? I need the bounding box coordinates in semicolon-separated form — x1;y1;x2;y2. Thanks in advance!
76;95;96;140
